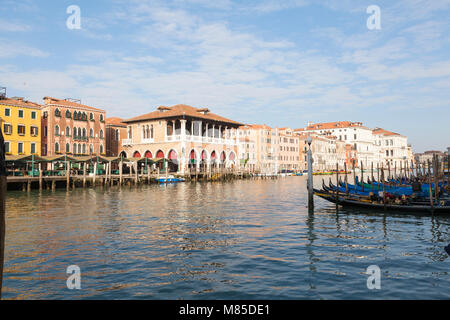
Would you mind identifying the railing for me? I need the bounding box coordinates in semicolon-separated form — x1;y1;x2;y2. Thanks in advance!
141;138;154;144
122;139;132;146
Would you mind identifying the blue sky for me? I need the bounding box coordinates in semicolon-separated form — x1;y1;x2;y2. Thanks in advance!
1;0;449;152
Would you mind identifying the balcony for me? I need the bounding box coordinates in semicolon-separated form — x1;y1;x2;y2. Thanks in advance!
122;139;132;146
141;138;155;144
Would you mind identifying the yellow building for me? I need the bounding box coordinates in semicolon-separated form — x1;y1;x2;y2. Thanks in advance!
0;97;42;156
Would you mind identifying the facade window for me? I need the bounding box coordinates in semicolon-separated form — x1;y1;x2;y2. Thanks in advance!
3;123;12;135
4;108;10;117
386;150;389;156
4;141;10;153
354;134;357;140
73;143;77;154
100;129;104;139
30;126;38;136
83;128;86;137
100;114;104;122
66;126;71;136
44;126;47;137
391;150;394;156
18;109;24;118
55;108;61;117
18;124;25;136
128;126;132;139
66;110;71;118
55;125;60;136
100;144;104;154
90;113;94;121
31;143;36;154
78;144;82;154
115;129;120;141
89;145;93;154
90;128;94;138
31;111;37;119
66;143;70;153
55;142;60;153
18;142;24;154
82;144;86;154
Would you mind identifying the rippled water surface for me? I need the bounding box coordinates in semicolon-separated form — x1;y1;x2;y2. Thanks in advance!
2;177;449;299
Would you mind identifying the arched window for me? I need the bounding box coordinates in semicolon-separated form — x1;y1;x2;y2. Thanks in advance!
55;142;60;153
78;128;82;137
89;144;93;154
78;144;82;154
82;144;86;154
100;145;104;154
100;114;104;122
66;143;70;153
66;110;71;118
100;129;104;139
82;128;86;137
89;113;94;121
65;126;70;136
73;143;77;154
150;125;154;138
82;112;87;121
115;129;120;141
73;111;78;120
90;128;94;138
55;125;60;136
55;108;61;117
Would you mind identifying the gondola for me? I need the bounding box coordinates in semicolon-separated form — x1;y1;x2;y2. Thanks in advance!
314;188;450;214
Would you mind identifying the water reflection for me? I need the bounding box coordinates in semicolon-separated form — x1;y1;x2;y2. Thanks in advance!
2;177;450;299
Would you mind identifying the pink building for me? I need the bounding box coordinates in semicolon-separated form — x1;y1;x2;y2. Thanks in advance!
41;97;106;156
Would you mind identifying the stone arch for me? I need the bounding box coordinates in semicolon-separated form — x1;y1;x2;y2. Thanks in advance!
133;151;141;158
167;149;179;173
119;151;127;159
144;150;153;158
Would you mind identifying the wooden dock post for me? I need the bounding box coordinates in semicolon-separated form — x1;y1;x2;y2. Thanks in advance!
83;162;86;188
306;137;314;212
119;160;123;186
360;161;364;192
0;127;6;299
135;162;138;185
93;162;97;186
344;162;349;194
39;163;43;191
335;163;339;211
381;164;386;211
387;161;391;184
371;162;374;192
352;160;357;193
66;161;70;191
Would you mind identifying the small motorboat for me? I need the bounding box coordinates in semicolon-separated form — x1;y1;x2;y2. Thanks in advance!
156;175;185;183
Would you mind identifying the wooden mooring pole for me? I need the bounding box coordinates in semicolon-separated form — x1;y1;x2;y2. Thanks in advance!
306;137;314;212
0;126;6;298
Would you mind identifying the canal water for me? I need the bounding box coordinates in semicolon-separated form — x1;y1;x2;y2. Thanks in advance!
2;177;449;299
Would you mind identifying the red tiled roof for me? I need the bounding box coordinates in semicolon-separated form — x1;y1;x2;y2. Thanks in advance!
43;96;105;112
304;121;366;130
241;124;272;130
106;117;127;127
123;104;242;126
0;97;41;109
372;127;401;136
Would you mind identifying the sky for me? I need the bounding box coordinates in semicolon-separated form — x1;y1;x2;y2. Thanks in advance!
1;0;449;153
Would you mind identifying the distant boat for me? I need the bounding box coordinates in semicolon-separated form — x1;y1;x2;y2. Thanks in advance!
157;175;185;183
295;172;304;176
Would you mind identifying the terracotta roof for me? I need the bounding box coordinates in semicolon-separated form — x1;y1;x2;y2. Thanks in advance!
372;127;401;136
123;104;242;126
241;124;272;130
43;96;105;112
0;97;41;109
106;117;127;127
304;121;367;131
